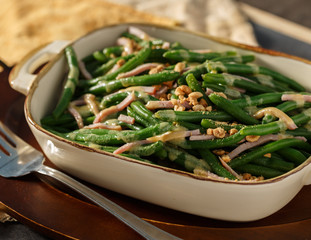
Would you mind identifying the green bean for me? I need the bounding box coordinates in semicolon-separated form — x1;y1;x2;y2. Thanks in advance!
96;44;151;81
177;62;207;85
240;109;311;136
231;93;283;108
234;164;285;179
206;62;305;92
201;119;245;131
185;73;212;105
91;54;135;78
202;82;244;99
120;32;142;42
103;46;123;57
89;71;180;94
127;106;150;127
93;50;109;62
262;101;311;123
163;49;222;63
41;113;75;126
211;55;255;64
251;156;295;172
229;138;308;168
129;141;164;156
177;121;206;133
277;147;308;166
199;149;237;180
53;46;79;119
286;127;311;140
246;74;292;92
130;101;159;125
203;73;276;93
178;131;245;150
164;144;211;172
66;122;173;145
208;93;259;125
100;92;129;108
154;109;233;122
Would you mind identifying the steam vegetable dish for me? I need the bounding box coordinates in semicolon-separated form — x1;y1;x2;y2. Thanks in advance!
41;26;311;181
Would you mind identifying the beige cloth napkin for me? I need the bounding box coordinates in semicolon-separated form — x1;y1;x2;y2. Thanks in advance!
107;0;258;46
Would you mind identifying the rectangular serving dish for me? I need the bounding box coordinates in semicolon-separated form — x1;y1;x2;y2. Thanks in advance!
9;23;311;221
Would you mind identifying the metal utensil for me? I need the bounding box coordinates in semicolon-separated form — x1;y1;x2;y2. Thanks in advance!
0;121;181;240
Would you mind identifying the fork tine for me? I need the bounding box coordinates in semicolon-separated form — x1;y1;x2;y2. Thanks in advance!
0;122;19;168
0;122;17;147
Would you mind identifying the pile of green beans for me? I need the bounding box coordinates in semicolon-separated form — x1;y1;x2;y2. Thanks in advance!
42;27;311;181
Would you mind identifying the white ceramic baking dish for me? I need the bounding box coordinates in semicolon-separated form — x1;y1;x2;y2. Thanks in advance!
9;23;311;222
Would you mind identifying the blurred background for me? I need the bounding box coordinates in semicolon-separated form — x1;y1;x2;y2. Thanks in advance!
1;0;311;239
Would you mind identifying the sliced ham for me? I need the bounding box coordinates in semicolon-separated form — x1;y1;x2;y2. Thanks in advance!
118;114;135;124
84;94;99;116
93;92;136;123
227;134;279;159
68;103;84;129
128;26;152;41
113;140;152;154
145;100;192;110
84;123;122;131
253;107;298;130
281;94;311;102
78;61;92;80
117;37;134;55
116;63;160;79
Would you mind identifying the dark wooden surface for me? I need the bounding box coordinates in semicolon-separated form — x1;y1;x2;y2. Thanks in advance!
2;1;311;239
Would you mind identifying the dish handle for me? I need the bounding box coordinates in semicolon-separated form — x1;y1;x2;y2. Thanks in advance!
9;40;70;96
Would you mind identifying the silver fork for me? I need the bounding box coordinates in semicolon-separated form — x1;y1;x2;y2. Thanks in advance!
0;122;181;240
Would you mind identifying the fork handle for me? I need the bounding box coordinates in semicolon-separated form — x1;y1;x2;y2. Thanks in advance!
37;165;181;240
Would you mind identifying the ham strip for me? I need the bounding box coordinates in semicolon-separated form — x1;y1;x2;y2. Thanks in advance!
253;107;298;130
68;103;84;129
84;123;122;131
116;63;160;79
117;37;134;55
113;140;151;154
78;60;92;80
227;134;279;159
118;114;135;124
281;94;311;102
189;135;215;141
94;92;136;123
218;157;242;180
128;26;152;41
84;94;99;116
145;100;192;110
147;129;200;142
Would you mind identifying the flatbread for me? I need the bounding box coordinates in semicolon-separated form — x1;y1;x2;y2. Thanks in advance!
0;0;176;65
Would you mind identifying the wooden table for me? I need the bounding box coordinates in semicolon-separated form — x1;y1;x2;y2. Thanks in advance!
2;1;311;239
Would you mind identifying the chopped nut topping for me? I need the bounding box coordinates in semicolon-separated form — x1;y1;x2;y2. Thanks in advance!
199;98;208;107
221;154;231;163
214;92;228;99
246;135;260;142
213;127;226;138
188;92;203;105
242;173;252;180
264;153;271;158
229;128;238;135
192;104;205;111
174;62;186;72
149;65;164;74
175;85;192;96
116;59;125;67
206;128;214;135
205;106;212;111
213;149;226;155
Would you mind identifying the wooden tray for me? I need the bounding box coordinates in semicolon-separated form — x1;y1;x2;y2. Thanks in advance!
1;62;311;240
